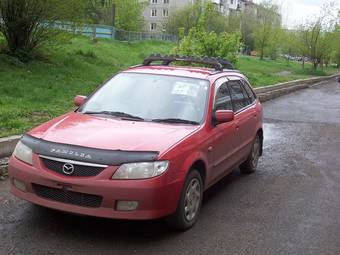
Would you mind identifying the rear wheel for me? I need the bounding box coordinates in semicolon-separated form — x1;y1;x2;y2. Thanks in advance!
240;134;261;174
165;170;203;231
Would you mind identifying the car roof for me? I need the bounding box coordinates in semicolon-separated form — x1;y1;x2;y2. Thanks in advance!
123;65;243;81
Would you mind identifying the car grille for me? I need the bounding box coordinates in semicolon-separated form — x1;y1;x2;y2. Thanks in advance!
32;183;102;208
41;158;105;177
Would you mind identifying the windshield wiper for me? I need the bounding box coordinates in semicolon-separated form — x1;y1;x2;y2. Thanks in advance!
152;118;199;125
83;111;144;121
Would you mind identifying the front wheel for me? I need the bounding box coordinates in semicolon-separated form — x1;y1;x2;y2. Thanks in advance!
240;134;261;174
165;170;203;231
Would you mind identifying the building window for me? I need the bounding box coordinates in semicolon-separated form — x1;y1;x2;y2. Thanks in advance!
230;0;234;4
163;9;169;17
150;23;157;31
151;9;157;17
164;0;169;3
151;0;157;4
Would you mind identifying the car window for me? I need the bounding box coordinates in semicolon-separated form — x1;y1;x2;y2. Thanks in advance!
215;83;233;111
228;81;249;112
242;80;256;103
240;84;252;105
79;73;209;123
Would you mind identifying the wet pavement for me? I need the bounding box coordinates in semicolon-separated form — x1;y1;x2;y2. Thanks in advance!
1;80;340;255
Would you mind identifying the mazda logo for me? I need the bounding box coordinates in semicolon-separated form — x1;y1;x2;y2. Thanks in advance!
62;163;75;175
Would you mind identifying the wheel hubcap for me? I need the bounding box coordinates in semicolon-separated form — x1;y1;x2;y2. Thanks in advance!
184;178;201;222
251;137;260;168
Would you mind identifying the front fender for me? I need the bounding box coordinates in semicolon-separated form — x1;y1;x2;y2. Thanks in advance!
176;150;210;189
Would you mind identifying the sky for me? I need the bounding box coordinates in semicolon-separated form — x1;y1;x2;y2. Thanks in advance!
253;0;336;28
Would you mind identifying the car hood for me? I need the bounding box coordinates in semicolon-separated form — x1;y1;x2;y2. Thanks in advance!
28;112;200;155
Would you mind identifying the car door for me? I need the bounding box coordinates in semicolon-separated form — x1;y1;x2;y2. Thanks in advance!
228;78;257;163
211;77;239;181
241;78;259;135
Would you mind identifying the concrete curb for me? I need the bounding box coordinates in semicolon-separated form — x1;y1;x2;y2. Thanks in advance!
0;73;339;158
254;73;339;102
0;135;21;159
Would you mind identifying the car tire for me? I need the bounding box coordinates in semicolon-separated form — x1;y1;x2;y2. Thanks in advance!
165;169;203;231
240;134;261;174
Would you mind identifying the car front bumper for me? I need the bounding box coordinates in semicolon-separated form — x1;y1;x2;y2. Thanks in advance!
8;155;182;220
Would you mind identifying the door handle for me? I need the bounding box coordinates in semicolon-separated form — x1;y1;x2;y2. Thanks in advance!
235;121;240;129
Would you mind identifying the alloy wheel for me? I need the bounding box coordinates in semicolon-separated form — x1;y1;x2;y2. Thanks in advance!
184;178;201;222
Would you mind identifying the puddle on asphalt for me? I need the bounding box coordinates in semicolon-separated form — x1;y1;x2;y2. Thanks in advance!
263;123;281;145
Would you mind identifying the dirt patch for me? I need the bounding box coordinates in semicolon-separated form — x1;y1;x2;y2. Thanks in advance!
30;111;51;121
276;71;292;76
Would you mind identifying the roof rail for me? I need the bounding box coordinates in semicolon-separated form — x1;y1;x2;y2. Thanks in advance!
143;54;234;71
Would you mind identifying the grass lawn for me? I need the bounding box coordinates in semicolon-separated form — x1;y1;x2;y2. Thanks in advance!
238;56;337;87
0;35;338;137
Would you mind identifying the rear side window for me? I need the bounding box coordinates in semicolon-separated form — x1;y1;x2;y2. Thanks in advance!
228;81;249;112
215;83;233;111
242;80;256;103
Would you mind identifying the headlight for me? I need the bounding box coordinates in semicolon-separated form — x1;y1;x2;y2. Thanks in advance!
112;161;169;179
13;141;33;165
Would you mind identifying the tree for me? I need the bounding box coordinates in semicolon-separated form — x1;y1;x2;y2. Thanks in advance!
280;29;299;62
86;0;114;25
0;0;85;60
328;11;340;67
240;7;257;54
294;2;339;70
85;0;145;30
165;1;205;36
330;24;340;67
296;20;333;70
253;1;281;60
165;1;236;36
173;2;242;65
113;0;146;31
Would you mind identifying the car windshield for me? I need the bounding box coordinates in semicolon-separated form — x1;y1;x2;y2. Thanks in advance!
79;73;210;124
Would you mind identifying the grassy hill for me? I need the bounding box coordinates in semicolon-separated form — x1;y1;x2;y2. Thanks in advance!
0;36;338;137
0;37;173;137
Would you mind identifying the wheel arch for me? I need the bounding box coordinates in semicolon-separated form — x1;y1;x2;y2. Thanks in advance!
190;160;207;186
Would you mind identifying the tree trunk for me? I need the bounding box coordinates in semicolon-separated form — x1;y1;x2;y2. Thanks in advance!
302;58;305;69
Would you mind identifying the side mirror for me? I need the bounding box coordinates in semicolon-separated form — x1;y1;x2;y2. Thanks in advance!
74;95;87;107
215;110;234;124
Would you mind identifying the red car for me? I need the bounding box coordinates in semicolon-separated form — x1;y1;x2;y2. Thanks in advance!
9;55;263;230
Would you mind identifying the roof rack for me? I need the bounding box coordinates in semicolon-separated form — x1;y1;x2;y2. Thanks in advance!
143;54;234;71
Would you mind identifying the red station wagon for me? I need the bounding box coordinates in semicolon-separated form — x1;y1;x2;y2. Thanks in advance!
9;55;263;230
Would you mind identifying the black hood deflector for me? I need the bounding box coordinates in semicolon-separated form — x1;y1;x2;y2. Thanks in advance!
21;134;159;166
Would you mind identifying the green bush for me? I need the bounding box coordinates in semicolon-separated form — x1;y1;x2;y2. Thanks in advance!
0;0;85;60
174;28;242;65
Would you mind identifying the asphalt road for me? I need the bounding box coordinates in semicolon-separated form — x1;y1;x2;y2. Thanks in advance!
1;80;340;255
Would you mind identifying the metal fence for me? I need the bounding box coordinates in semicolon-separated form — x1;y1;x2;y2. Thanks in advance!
54;22;178;42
